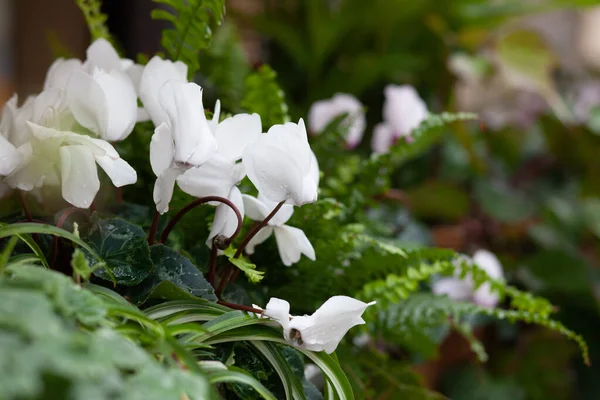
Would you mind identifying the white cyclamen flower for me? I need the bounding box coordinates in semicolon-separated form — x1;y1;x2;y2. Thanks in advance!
178;111;262;242
432;249;504;308
4;90;136;208
372;84;428;154
243;119;319;206
242;193;315;266
308;93;366;148
139;56;188;127
150;81;217;214
263;296;376;354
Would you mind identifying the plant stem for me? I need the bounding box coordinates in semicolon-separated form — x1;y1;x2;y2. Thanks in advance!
148;210;161;245
18;191;32;222
207;242;218;285
52;208;90;269
216;201;285;298
217;300;263;314
159;196;243;244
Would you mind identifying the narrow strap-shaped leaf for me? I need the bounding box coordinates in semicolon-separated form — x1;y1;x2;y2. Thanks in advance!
202;363;277;400
251;341;306;400
145;299;228;320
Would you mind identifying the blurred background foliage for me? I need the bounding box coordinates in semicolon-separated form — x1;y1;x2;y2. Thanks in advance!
4;0;600;398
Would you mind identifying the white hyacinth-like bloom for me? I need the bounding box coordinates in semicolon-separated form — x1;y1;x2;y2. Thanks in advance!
308;93;366;148
372;84;428;154
263;296;376;354
243;119;319;206
242;193;315;266
150;81;217;213
432;249;504;308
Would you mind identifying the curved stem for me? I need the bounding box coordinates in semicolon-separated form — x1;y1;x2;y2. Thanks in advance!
207;242;218;285
217;300;263;314
18;191;32;222
216;201;285;298
159;196;243;245
234;201;284;258
148;210;161;245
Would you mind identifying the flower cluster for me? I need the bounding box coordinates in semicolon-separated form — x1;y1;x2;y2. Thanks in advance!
308;84;428;153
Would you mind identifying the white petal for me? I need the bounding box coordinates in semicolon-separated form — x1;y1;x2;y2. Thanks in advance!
66;70;107;136
85;38;122;72
59;145;100;208
95;154;137;187
432;278;473;301
301;151;319;205
308;98;335;134
208;99;221;133
286;296;375;353
158;81;216;166
473;284;500;308
371;123;395;154
256;193;294;226
273;225;315;266
263;297;291;328
153;166;183;214
125;63;144;93
150;123;174;177
0;134;22;176
92;69;137;141
177;153;243;199
472;249;504;280
242;194;270;221
244;226;274;255
243;119;316;205
308;93;365;148
382;84;428;137
207;186;244;243
44;58;83;90
139;56;188;127
214;113;262;162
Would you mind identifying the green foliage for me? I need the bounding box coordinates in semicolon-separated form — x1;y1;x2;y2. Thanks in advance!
84;217;154;285
241;65;290;128
224;246;265;283
74;0;113;43
152;0;226;78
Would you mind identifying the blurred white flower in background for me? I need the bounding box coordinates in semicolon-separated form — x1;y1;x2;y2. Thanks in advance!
432;249;504;308
263;296;376;353
372;84;428;154
242;193;315;266
308;93;366;148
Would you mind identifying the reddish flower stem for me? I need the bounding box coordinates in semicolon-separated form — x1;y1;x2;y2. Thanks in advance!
207;242;218;285
52;208;90;269
217;300;263;314
216;201;285;298
148;210;161;245
159;196;243;244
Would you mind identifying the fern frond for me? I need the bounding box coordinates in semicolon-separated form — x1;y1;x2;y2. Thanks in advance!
355;112;478;197
241;65;290;128
74;0;113;43
152;0;226;78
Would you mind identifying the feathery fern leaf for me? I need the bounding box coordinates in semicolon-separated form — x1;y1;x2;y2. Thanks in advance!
241;65;290;129
74;0;113;43
152;0;226;78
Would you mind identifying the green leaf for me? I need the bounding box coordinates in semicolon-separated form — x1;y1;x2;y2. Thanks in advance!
474;179;535;222
152;0;226;78
241;65;290;128
74;0;114;43
201;360;277;400
224;247;265;283
84;217;153;285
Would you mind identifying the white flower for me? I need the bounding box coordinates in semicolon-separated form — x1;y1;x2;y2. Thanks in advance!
242;193;315;266
3;89;136;208
432;249;504;308
150;81;216;213
263;296;376;354
139;56;188;127
371;84;428;154
66;68;137;141
44;59;84;90
243;119;319;206
308;93;366;148
178;111;262;241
